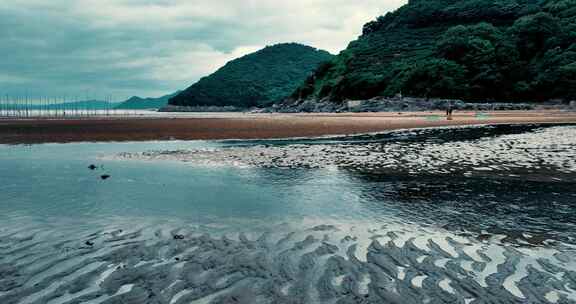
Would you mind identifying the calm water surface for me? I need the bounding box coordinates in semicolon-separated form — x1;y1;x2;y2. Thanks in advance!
1;124;575;304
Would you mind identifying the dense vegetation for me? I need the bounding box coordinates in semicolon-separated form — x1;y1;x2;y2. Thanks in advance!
292;0;576;102
115;91;179;110
169;43;333;108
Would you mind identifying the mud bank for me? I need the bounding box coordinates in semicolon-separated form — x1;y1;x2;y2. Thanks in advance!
1;110;576;144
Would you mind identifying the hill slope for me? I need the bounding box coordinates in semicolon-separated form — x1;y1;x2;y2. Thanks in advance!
168;43;333;108
290;0;576;103
116;92;180;110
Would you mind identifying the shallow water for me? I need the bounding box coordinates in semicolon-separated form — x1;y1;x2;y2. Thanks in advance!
1;124;575;303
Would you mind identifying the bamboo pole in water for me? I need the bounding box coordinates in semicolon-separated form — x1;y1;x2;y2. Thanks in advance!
21;95;25;118
0;95;4;118
27;95;31;118
73;96;77;118
23;95;27;118
45;96;49;118
26;95;31;118
0;94;118;119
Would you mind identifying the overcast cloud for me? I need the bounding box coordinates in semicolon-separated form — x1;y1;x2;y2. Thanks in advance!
0;0;406;100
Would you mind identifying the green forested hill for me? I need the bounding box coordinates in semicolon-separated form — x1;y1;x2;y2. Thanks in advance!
292;0;576;103
168;43;333;108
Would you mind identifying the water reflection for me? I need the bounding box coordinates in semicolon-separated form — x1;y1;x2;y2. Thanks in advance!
2;124;576;303
348;172;576;247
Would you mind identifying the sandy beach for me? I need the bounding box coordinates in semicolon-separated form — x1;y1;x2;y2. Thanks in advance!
1;110;575;144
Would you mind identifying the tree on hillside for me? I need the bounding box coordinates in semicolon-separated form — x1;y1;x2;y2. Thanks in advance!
290;0;576;103
399;59;467;99
510;12;560;59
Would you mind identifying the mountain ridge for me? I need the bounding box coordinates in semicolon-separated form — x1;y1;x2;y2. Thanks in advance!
288;0;576;105
168;43;334;108
115;91;181;110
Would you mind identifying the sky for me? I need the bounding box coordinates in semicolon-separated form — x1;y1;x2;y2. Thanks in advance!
0;0;406;100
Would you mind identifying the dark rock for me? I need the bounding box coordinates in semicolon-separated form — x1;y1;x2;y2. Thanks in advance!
269;97;538;113
100;175;111;180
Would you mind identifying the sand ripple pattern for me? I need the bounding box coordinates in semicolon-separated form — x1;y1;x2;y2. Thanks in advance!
1;221;575;304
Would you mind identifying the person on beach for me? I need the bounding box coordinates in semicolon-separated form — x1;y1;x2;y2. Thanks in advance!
446;102;454;120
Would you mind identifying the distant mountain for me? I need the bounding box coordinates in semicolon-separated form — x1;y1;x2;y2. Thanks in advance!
115;91;180;110
289;0;576;104
167;43;334;108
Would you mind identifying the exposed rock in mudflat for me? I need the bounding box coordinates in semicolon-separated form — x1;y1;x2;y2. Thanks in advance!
113;125;576;183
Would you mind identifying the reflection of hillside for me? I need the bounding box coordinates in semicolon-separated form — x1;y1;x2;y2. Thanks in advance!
330;123;549;145
345;171;576;246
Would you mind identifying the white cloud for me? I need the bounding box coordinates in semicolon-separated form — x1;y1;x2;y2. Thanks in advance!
0;0;407;99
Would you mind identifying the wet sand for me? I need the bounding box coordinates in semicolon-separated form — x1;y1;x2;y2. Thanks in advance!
2;121;576;303
1;110;575;144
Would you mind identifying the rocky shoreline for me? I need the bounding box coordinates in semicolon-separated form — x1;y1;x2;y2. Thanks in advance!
159;97;576;114
160;104;241;112
266;97;576;113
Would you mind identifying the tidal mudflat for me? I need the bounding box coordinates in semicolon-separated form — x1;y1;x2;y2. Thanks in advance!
1;124;576;304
